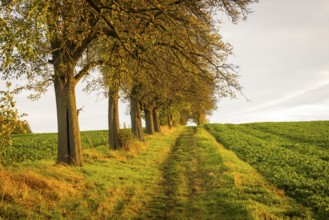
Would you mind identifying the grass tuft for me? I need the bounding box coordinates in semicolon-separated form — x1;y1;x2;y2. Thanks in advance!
158;126;176;135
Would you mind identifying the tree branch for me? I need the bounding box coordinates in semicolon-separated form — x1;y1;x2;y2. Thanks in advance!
73;32;98;62
74;60;103;84
85;0;119;38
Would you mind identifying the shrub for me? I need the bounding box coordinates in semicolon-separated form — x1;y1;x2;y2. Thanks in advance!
120;129;134;151
0;83;28;163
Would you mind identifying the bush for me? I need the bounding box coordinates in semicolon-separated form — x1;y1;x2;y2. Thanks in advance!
0;82;30;163
12;120;32;134
120;129;134;151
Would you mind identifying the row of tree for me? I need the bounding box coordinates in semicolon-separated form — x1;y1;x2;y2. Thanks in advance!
0;0;256;166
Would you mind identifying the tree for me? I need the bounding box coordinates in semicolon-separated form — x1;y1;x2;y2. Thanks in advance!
89;43;124;150
0;0;119;165
85;40;136;147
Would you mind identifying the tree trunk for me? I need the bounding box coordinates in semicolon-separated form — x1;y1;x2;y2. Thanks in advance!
196;113;201;125
108;86;121;149
153;108;161;132
173;119;178;127
179;112;188;126
130;97;144;141
145;107;154;135
54;73;82;166
168;114;173;129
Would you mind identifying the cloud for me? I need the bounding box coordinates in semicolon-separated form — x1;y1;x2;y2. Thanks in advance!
210;73;329;124
241;80;329;114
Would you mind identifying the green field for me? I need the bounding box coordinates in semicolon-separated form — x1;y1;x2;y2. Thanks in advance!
1;130;108;165
205;121;329;219
1;122;328;219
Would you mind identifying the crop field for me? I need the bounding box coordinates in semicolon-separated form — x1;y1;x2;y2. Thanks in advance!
205;121;329;219
2;130;108;165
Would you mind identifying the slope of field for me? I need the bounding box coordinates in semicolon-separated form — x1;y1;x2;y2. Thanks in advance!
0;127;312;219
205;121;329;219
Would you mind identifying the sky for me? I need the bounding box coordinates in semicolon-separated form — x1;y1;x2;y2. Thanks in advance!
3;0;329;132
210;0;329;124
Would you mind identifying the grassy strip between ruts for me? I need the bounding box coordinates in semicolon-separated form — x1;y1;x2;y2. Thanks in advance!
1;126;313;219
